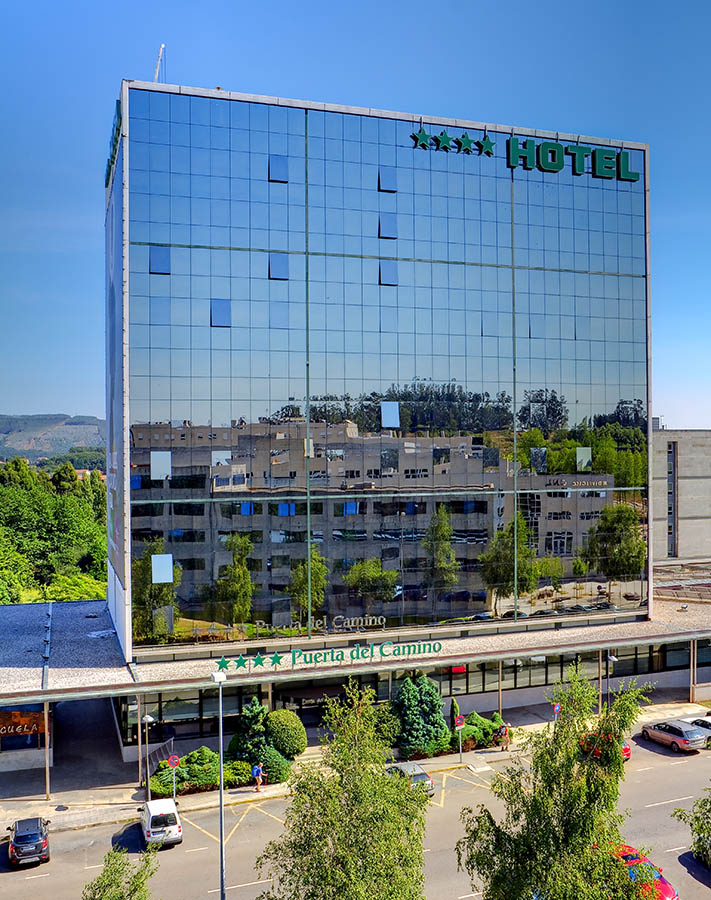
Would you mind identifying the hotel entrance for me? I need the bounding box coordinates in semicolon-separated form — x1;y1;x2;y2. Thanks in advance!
273;672;390;727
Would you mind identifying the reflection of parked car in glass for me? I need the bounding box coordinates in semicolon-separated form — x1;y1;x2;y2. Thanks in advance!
530;608;561;617
473;611;495;621
592;601;618;610
385;762;435;797
560;604;595;614
641;720;707;752
501;609;528;619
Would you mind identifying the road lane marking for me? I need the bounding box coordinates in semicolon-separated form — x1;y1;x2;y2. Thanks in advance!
432;772;447;807
25;873;51;879
208;879;272;893
665;846;686;852
225;807;251;843
458;893;482;898
644;795;693;808
186;846;209;853
84;864;103;869
669;761;686;766
253;804;285;825
182;815;219;842
424;848;432;853
636;766;654;771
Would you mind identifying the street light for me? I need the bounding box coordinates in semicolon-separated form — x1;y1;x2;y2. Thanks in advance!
211;671;227;900
606;653;619;709
141;714;155;801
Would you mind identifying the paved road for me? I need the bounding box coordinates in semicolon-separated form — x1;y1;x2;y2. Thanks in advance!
2;738;711;900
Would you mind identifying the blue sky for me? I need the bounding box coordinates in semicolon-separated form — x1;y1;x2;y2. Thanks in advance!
1;0;708;427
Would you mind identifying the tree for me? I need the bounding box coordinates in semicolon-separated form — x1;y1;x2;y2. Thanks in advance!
0;526;33;603
51;461;82;496
422;504;460;607
572;553;588;599
415;673;451;756
343;558;398;612
45;573;107;602
81;846;158;900
394;676;430;760
672;787;711;868
288;545;328;623
256;679;428;900
537;554;565;594
478;514;537;616
131;537;182;641
582;505;646;597
216;533;254;624
456;664;655;900
226;697;269;762
593;434;617;475
517;389;568;436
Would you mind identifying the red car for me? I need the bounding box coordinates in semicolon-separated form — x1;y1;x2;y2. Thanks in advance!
616;846;678;899
579;732;631;761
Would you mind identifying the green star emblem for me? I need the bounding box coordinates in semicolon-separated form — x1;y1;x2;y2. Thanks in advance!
411;126;431;149
234;655;248;669
253;652;266;667
433;130;454;151
478;134;496;157
216;656;230;671
457;132;475;154
270;652;283;667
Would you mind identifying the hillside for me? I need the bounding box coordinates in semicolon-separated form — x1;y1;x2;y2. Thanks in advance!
0;414;106;461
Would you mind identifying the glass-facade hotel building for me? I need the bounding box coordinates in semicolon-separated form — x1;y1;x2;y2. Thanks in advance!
105;81;650;661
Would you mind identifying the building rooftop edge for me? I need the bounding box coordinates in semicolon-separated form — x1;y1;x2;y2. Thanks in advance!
122;79;649;152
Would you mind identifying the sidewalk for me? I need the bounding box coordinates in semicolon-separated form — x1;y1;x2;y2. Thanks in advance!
1;697;708;833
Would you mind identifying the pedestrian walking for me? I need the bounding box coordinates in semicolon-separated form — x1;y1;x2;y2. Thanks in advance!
498;722;511;751
252;760;264;792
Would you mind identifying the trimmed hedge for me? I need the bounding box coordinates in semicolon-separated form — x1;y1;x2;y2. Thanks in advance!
264;709;307;760
225;760;253;788
261;745;291;784
148;746;253;797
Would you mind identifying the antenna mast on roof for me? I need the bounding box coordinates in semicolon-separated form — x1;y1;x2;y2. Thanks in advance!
153;44;165;83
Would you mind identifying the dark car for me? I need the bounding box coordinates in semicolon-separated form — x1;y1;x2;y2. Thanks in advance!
530;608;561;617
7;817;51;866
592;601;618;611
560;604;595;614
473;611;495;621
501;609;528;619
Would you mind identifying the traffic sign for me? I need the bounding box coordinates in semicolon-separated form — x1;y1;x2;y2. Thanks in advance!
553;703;561;715
455;714;466;730
167;755;180;768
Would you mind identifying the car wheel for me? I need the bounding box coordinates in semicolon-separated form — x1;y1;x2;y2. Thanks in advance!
671;742;680;753
642;730;650;741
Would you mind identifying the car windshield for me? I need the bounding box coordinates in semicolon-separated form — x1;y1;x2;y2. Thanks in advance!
150;813;177;828
411;773;430;783
15;832;42;844
628;864;661;882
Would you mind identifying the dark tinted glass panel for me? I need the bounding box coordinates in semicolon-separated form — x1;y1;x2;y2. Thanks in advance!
379;260;397;285
149;245;170;274
210;298;231;327
378;166;397;192
268;154;288;183
269;252;289;280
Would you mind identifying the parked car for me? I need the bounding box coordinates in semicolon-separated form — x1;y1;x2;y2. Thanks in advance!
473;611;495;621
137;799;183;847
385;762;435;797
560;604;595;615
579;732;631;761
592;601;619;610
616;845;679;899
641;720;707;752
501;609;528;619
530;609;560;618
6;817;51;866
685;718;711;744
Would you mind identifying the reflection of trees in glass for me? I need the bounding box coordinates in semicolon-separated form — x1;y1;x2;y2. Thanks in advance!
536;555;565;594
132;537;182;641
343;559;398;612
422;505;460;604
517;389;568;436
478;514;537;616
216;533;254;624
593;398;646;430
582;505;646;596
288;546;328;623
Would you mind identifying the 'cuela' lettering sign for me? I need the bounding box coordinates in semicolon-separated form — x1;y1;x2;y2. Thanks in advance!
0;710;44;737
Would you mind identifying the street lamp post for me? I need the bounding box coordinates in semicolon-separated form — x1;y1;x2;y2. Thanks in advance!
211;671;227;900
142;714;155;801
606;652;618;709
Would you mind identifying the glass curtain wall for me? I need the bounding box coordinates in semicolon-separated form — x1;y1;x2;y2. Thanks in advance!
121;87;648;646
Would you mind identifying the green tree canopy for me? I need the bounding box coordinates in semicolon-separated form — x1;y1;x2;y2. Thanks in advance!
456;664;655;900
478;513;537;615
216;532;255;624
81;846;158;900
288;545;328;623
582;504;647;588
343;558;398;610
131;537;182;641
256;679;428;900
422;504;460;603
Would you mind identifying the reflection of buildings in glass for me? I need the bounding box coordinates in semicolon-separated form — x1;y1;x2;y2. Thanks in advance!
105;81;650;651
129;420;615;620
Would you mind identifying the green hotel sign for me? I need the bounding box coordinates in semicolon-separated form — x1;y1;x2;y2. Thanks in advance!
214;638;444;674
411;127;640;182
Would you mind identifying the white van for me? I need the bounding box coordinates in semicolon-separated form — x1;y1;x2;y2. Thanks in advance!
138;799;183;847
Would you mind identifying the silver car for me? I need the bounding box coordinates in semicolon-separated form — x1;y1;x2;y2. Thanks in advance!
641;719;707;752
385;762;435;797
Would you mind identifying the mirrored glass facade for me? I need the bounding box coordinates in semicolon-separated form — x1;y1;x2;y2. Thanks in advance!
106;84;650;651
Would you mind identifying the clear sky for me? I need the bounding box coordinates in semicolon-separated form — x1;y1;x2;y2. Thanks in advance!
1;0;708;427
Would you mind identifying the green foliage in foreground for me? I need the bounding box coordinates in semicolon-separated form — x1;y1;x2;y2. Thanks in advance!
256;679;428;900
265;708;308;760
673;787;711;868
81;846;158;900
456;664;656;900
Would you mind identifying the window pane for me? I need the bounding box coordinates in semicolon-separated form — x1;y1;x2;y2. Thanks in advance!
149;245;170;274
210;298;231;327
381;400;400;428
268;154;289;183
151;553;174;583
378;166;397;192
379;213;397;239
269;252;289;280
379;260;397;285
150;450;172;480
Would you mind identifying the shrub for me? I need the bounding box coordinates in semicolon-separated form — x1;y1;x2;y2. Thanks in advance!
225;760;253;788
183;745;219;788
449;696;460;731
149;775;172;798
261;745;291;784
226;697;268;762
395;677;429;760
415;674;450;756
265;709;307;760
464;710;503;748
450;723;479;753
